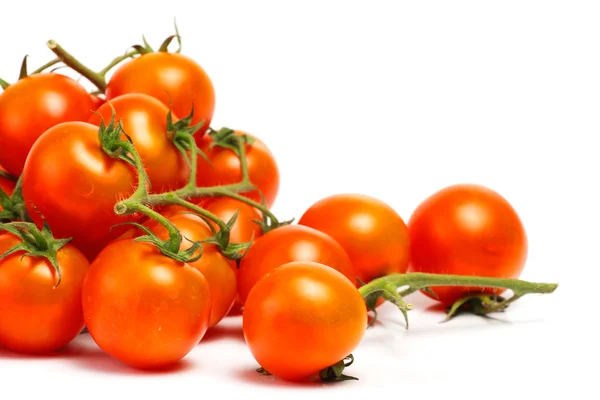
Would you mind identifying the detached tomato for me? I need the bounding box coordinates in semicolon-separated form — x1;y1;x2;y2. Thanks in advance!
407;184;528;305
237;224;356;304
0;165;15;211
243;261;367;382
0;73;95;176
298;194;410;284
82;239;212;369
0;233;89;353
105;52;215;137
88;93;190;193
143;211;237;328
21;121;140;261
196;131;280;209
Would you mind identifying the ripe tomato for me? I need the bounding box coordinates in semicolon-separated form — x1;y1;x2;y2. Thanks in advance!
0;73;95;176
143;211;237;328
88;93;190;193
21;121;140;261
203;197;264;312
0;233;90;353
407;184;528;305
243;261;368;382
237;224;356;304
196;131;280;209
105;52;215;137
298;194;410;284
82;238;212;369
0;165;15;211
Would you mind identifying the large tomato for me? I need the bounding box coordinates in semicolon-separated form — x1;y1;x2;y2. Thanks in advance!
237;224;356;304
298;194;410;284
82;238;212;369
243;261;368;382
407;184;528;305
0;233;90;353
88;93;190;193
143;210;237;328
196;131;280;209
0;165;15;211
0;73;94;176
21;121;140;261
105;52;215;137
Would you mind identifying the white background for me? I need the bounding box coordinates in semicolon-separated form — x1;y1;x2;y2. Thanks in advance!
1;0;596;398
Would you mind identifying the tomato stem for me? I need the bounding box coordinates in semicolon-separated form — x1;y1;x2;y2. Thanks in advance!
359;272;558;326
98;50;140;77
30;58;62;75
46;40;107;92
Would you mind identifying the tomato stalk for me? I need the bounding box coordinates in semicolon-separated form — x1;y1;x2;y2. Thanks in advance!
359;272;558;327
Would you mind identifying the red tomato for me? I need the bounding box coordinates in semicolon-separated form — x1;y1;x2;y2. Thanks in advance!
21;121;140;261
90;94;106;111
203;197;264;312
0;165;15;211
105;52;215;137
82;239;212;369
243;261;367;382
196;132;280;209
88;93;190;193
237;224;357;304
0;233;90;353
298;194;410;284
407;184;528;305
143;211;237;328
0;73;95;176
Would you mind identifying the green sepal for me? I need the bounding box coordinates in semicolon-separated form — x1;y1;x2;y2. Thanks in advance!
19;55;29;80
443;293;509;322
319;355;358;382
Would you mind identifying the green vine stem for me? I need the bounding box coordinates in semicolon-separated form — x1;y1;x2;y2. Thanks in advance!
359;273;558;327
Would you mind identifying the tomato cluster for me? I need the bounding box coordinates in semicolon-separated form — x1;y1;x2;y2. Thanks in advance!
0;27;555;383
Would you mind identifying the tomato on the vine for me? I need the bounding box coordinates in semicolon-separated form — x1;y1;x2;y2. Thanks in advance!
298;193;410;284
196;131;280;209
82;238;212;369
243;261;368;382
237;224;356;304
21;121;141;261
143;210;237;328
0;73;95;176
0;233;89;354
105;52;215;137
88;93;190;193
407;184;528;305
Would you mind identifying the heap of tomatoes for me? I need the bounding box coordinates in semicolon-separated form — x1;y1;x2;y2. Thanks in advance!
0;28;552;383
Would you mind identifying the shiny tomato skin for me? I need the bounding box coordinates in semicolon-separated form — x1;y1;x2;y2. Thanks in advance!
0;73;95;176
0;234;90;353
82;239;212;369
88;93;190;193
237;224;357;304
21;121;140;262
0;165;15;211
196;132;280;209
407;184;528;305
298;193;410;284
143;212;237;328
105;52;215;137
243;261;368;382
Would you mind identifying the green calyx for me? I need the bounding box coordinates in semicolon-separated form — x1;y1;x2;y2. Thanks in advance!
0;54;62;90
0;177;31;223
319;355;358;382
0;219;71;287
207;127;255;157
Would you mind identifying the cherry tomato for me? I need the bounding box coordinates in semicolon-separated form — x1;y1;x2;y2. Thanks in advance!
21;121;140;261
237;224;356;304
298;193;410;284
82;239;212;369
196;132;280;209
203;197;264;312
243;261;368;382
88;93;190;193
0;73;95;176
143;211;237;328
105;52;215;137
407;184;528;305
0;233;90;353
0;165;15;211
